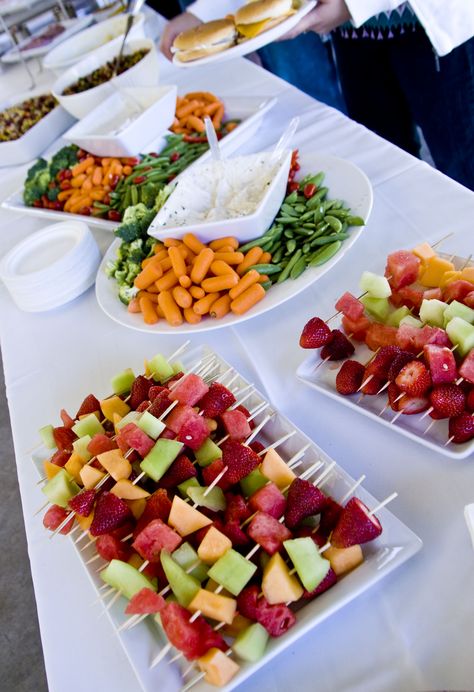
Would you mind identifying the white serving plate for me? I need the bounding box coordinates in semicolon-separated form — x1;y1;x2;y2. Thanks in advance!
2;94;277;230
1;16;93;63
173;0;317;68
296;252;474;460
96;151;373;333
32;344;422;692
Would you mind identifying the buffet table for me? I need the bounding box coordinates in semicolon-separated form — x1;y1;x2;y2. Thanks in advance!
1;34;473;692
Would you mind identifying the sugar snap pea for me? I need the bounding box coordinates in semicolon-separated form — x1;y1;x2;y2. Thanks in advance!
290;256;307;279
286;238;297;254
325;215;343;232
277;249;302;283
308;241;342;266
246;263;282;275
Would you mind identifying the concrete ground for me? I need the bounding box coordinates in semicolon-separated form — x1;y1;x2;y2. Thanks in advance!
0;355;48;692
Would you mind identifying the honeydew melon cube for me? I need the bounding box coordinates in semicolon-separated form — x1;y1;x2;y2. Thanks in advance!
195;438;222;467
115;410;141;430
233;623;269;662
177;478;201;497
100;395;130;422
260;448;295;490
444;300;474;326
168;495;212;536
148;354;174;383
160;550;200;606
197;526;232;565
171;360;184;375
399;315;423;328
72;413;104;438
187;486;226;512
240;468;268;497
42;469;80;508
419;299;449;327
188;588;237;624
197;648;240;687
72;435;92;462
386;306;412;327
262;552;303;604
100;559;153;601
361;295;391;322
172;542;209;582
208;549;257;596
111;368;135;395
446;317;474;357
136;411;165;440
359;271;391;298
39;424;56;449
284;537;331;592
140;439;183;482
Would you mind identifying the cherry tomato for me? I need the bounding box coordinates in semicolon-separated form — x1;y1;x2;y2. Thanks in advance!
103;193;111;205
133;175;146;184
107;209;121;222
287;181;299;193
170;152;180;162
59;181;72;190
79;206;91;216
63;169;72;180
77;149;86;159
304;183;317;198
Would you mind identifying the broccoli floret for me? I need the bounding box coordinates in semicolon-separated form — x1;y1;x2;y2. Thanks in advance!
125;263;142;285
127;239;145;263
114;221;141;243
123;202;149;225
118;284;138;306
25;158;47;183
139;182;160;208
50;145;78;178
114;268;128;284
145;236;157;255
23;167;52;206
47;186;59;201
105;259;120;278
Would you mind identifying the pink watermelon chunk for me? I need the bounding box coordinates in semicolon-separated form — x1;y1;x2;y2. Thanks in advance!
247;511;292;555
160;602;227;660
414;325;451;351
118;422;155;458
43;505;74;534
396;324;420;353
60;409;75;428
248;482;286;519
50;449;71;467
169;374;209;406
96;533;132;562
237;585;296;637
177;411;210;450
390;286;423;310
125;587;165;615
165;404;196;434
365;323;398;351
385;250;420;289
459;350;474;385
423;344;458;384
132;518;182;562
221;409;251;441
335;291;365;320
423;287;442;301
443;280;474;304
341;314;371;342
87;433;118;456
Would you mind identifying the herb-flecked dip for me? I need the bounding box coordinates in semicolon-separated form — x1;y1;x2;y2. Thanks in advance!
62;48;149;96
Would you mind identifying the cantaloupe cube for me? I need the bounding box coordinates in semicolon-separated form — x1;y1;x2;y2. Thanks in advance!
113;413;122;434
64;452;86;484
262;552;303;604
127;498;147;520
188;588;237;624
260;448;296;489
80;465;106;490
412;242;435;263
168;496;212;536
100;395;131;422
222;613;252;638
110;479;150;500
323;544;363;576
97;449;131;481
43;460;63;480
419;256;455;287
461;266;474;284
76;512;93;531
197;648;239;687
198;526;232;564
440;270;462;287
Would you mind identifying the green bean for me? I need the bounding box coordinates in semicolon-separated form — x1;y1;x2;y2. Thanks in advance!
308;241;342;266
260;280;273;291
302;223;316;229
130;186;138;206
272;246;284;264
246;263;282;275
277;249;302;283
325;215;343;233
299;210;315;222
284;190;298;204
290;256;307;279
280;203;299;217
302;243;311;254
275;216;297;225
306;187;328;209
238;236;269;253
286;239;297;254
293;227;314;236
294;204;306;214
310;232;349;247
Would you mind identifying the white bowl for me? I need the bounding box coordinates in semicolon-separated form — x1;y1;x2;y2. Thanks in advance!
43;13;146;76
148;149;292;244
0;89;75;167
63;84;177;157
52;37;159;119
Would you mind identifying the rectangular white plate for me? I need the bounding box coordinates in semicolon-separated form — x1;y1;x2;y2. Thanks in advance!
32;345;421;692
2;95;276;231
296;252;474;460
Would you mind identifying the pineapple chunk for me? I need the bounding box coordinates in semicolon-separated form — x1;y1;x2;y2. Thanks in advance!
262;552;303;604
197;648;239;687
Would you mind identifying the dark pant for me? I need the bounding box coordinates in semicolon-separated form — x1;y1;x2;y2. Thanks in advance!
333;27;474;190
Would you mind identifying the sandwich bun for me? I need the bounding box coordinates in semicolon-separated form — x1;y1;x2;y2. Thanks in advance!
235;0;295;39
172;18;237;62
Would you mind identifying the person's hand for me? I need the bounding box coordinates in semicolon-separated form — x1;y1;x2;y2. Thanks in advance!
160;12;202;61
279;0;351;39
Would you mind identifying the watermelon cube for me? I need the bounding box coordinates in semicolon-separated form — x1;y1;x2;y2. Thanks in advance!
443;280;474;304
414;325;451;351
341;314;371;342
391;285;424;310
423;344;458;384
160;602;227;660
221;409;251;441
96;533;132;562
335;292;365;320
365;323;398;351
385;250;420;289
118;423;155;457
248;511;292;555
125;587;165;615
459;350;474;385
132;518;182;562
465;291;474;309
396;324;420;352
423;287;442;301
43;504;75;534
248;483;286;519
165;404;196;434
178;411;210;450
169;374;209;407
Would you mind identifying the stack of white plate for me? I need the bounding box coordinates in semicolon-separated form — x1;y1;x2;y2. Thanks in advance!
0;221;101;312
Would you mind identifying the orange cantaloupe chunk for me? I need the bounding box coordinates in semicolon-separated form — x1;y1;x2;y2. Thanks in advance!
43;460;63;480
419;256;455;287
97;449;131;481
126;498;147;520
100;395;131;422
260;448;296;489
222;613;252;638
168;496;212;536
197;526;232;564
80;464;106;489
64;452;86;484
188;588;237;624
262;552;303;604
412;242;435;263
460;266;474;283
323;544;363;576
110;479;150;500
76;512;93;531
440;270;462;287
198;648;240;687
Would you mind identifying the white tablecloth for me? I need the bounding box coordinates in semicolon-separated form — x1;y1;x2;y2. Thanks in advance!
1;27;474;692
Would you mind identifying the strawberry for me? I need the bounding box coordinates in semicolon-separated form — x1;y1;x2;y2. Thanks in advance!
249;440;265;453
395;360;431;396
160;602;227;660
89;491;133;536
148;391;173;418
360;373;385;395
76;394;100;418
129;375;153;410
236;584;260;620
197;382;236;418
221;520;250;547
68;489;96;517
467;389;474;413
50;449;71;467
149;385;167;401
299;317;332;349
429;384;466;418
159;454;197;489
60;409;75;428
248;511;292;555
387;351;415;381
125;588;165;615
53;425;77;451
43;505;75;534
136;400;151;412
335;360;365;395
285;478;327;529
321;329;355;361
95;533;132;562
221;440;261;485
398;394;429;415
448;412;474;443
237;585;296;637
134;488;172;537
331;497;382;548
201;458;231;491
318;496;343;535
366;345;401;379
303;567;337;599
224;492;251;524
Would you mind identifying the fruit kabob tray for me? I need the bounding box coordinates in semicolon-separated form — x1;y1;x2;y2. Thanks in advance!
33;344;421;691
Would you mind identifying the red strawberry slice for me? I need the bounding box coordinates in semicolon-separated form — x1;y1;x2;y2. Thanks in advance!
360;373;385;395
136;400;150;412
395;360;431;396
285;478;327;529
201;458;231;491
430;384;466;418
160;602;227;660
89;491;133;537
335;292;365;321
318;496;343;535
149;385;168;401
221;520;250;547
132;518;182;562
60;409;75;428
247;511;292;555
148;391;173;418
387;351;415;381
43;505;75;534
249;482;286;519
237;585;296;637
76;394;101;419
96;533;132;562
53;425;77;452
321;329;354;360
366;345;401;379
125;587;165;615
159;454;196;489
467;389;474;413
448;412;474;443
68;489;96;517
300;317;333;349
197;382;236;418
398;394;429;415
221;440;261;485
50;449;71;467
303;567;337;599
335;360;365;395
224;493;251;524
387;382;402;411
134;488;172;537
87;433;118;456
249;440;264;453
331;497;382;548
129;375;153;410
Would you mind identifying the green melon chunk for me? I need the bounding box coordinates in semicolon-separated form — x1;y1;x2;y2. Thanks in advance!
160;551;200;606
172;542;209;583
137;411;165;439
111;368;136;395
72;413;104;438
187;486;226;512
115;411;142;430
178;477;201;497
284;537;330;592
386;305;411;327
42;469;80;508
240;468;268;497
446;317;474;357
399;315;423;328
100;559;153;601
171;360;184;375
233;623;269;662
419;299;449;327
208;549;257;596
39;424;56;449
195;438;222;467
359;271;391;298
361;295;391;322
72;435;92;461
140;439;184;482
148;354;174;383
443;300;474;327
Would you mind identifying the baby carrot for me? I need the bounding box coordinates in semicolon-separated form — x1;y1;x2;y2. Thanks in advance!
193;292;220;315
201;273;238;293
156;303;165;319
57;189;75;201
213;251;244;265
258;274;270;283
215;245;235;253
229;270;260;301
179;275;192;288
190;248;214;284
168;246;187;278
127;297;141;313
139;295;159;324
70;196;92;214
176;99;199;119
139;290;159;303
164;238;181;247
260;251;272;264
92;167;103;186
184;307;202;324
212;104;224;129
210;260;239;278
71;156;94;177
237;247;264;276
210;294;231;319
82;176;93;192
156;268;178;292
209;237;239;251
186;115;205;133
230;283;266;315
172;285;193;309
203;101;221;116
158;290;183;326
189;285;205;300
134;262;163;290
154;248;168;260
90;188;106;201
183;233;206;255
159;257;172;272
71;174;86;188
